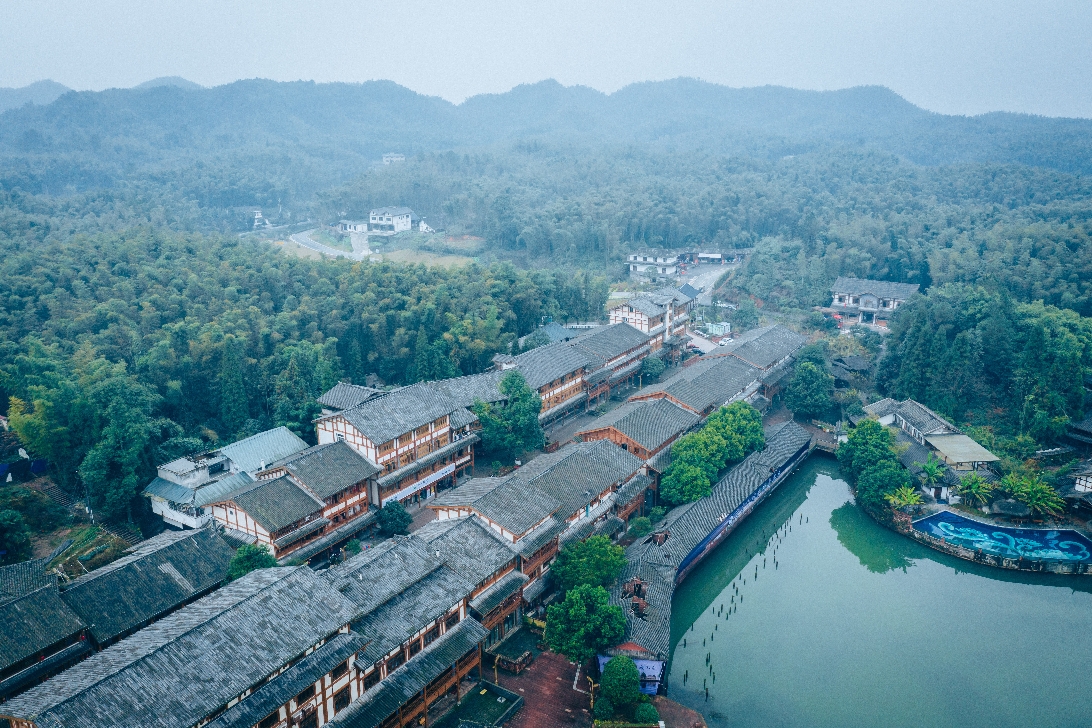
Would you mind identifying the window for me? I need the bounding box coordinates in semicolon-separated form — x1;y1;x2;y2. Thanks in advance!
335;433;344;442
259;713;279;728
424;625;440;646
363;669;380;690
331;660;349;680
299;715;318;728
409;638;423;657
333;686;351;712
387;652;405;671
295;685;315;706
445;612;461;630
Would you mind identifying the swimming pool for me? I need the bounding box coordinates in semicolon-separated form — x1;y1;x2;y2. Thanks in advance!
913;511;1092;563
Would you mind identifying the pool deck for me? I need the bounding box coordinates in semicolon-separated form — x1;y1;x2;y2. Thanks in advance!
898;508;1092;575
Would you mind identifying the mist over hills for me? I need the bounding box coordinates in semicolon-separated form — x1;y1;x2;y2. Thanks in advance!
2;77;1091;197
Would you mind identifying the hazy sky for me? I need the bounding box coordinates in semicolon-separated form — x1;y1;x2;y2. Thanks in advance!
3;0;1091;118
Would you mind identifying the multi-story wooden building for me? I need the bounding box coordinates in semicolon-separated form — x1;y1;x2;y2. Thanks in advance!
493;341;591;424
0;567;364;728
428;441;645;603
142;427;311;530
609;287;694;359
204;440;379;560
567;323;653;406
315;377;491;507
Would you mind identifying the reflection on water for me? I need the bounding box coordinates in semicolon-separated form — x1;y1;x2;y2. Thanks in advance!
829;501;917;574
667;457;1092;728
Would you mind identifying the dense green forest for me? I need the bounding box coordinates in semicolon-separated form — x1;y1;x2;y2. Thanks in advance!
0;230;606;521
2;78;1092;530
877;285;1092;453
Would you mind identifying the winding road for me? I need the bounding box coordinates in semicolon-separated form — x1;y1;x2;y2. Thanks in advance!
290;229;369;261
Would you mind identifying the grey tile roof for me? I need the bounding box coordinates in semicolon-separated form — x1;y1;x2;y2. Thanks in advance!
328;619;488;728
678;283;701;299
412;516;517;589
895;400;957;435
226;476;324;533
59;528;233;646
611;422;812;658
624;297;667;317
335;382;459;447
863;398;899;418
615;474;654;508
448;406;479;429
325;538;443;618
513;517;566;557
220;427;310;474
632;355;758;414
0;557;54;603
427;370;507;409
2;567;358;728
578;399;699;452
830;276;921;300
439;442;644;537
469;570;528;615
280;509;377;564
511;342;590;391
274;517;331;549
204;632;367;728
718;325;806;370
1070;415;1092;436
273;441;380;500
193;471;254;509
352;566;473;660
318;382;384;411
142;477;195;505
0;566;85;674
519;321;578;347
569;324;650;370
836;355;872;372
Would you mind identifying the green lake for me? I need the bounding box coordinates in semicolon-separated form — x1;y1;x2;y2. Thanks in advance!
667;456;1092;728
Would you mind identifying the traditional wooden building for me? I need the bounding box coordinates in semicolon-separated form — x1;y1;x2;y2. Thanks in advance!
58;527;233;650
143;427;310;530
577;399;699;462
828;277;920;326
428;441;645;602
567;323;653;405
493;342;591;424
609;287;694;358
629;354;760;417
0;559;88;701
315;377;488;508
1;567;362;728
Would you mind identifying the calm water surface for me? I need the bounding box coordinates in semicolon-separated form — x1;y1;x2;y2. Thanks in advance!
667;457;1092;728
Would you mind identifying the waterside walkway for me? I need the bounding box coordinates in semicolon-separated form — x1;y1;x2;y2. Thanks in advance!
607;421;813;682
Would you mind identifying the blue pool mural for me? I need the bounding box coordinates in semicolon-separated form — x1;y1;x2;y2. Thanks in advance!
913;511;1092;563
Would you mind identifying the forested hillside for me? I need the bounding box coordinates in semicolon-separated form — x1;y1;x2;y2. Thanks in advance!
0;230;606;520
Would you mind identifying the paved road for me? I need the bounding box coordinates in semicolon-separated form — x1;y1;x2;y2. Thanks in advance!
290;229;368;261
686;264;738;305
687;330;719;354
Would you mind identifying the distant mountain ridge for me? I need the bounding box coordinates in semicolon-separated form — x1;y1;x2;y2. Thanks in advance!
0;80;71;113
1;77;1090;181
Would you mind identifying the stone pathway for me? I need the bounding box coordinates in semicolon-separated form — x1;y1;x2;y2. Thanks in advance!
497;651;592;728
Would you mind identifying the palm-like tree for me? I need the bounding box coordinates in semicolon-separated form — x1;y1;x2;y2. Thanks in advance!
999;472;1025;499
886;485;924;508
916;454;945;492
957;472;994;507
1012;474;1065;518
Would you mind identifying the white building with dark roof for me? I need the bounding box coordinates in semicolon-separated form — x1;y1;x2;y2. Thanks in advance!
143;427;310;530
368;207;414;235
628;250;680;276
609;287;694;359
829;276;921;325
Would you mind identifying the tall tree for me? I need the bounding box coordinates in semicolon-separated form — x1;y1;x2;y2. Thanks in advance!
784;361;834;420
218;336;248;439
550;536;626;593
545;585;626;663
